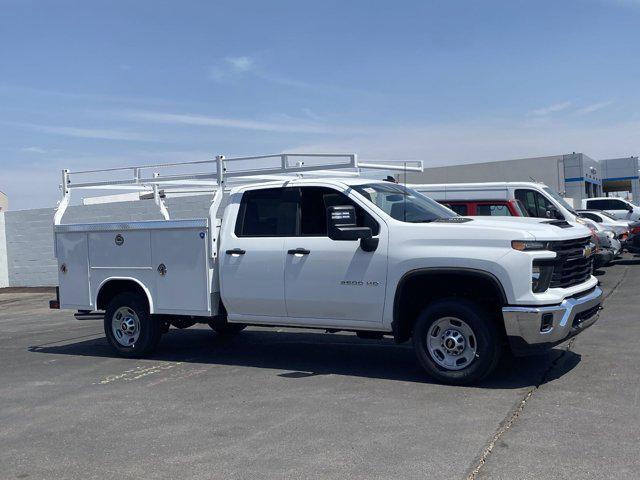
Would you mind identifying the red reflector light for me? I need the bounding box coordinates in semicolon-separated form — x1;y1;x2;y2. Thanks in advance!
49;300;60;309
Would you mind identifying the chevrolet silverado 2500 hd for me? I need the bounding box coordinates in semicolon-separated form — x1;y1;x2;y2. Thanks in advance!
50;154;603;385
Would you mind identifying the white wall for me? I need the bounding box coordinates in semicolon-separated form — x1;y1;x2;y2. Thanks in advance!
3;194;213;287
0;213;8;288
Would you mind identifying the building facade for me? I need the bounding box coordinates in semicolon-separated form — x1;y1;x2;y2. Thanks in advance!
406;153;639;205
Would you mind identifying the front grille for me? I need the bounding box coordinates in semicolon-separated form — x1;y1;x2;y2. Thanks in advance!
549;236;593;289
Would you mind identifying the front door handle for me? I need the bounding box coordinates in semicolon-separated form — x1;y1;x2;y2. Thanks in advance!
226;248;246;255
287;248;310;255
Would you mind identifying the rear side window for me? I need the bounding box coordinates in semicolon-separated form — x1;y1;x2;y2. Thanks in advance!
587;199;626;210
476;203;512;216
444;203;468;216
235;188;298;237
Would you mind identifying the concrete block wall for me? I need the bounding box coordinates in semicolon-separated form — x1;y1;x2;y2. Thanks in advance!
3;194;214;287
0;213;8;288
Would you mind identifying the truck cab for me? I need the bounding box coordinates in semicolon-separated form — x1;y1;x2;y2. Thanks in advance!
51;154;603;385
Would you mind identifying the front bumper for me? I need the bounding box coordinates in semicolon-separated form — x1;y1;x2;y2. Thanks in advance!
502;286;603;356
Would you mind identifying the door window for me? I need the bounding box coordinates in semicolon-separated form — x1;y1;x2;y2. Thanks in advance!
235;188;298;237
476;203;512;216
515;189;554;218
587;199;627;210
299;186;379;236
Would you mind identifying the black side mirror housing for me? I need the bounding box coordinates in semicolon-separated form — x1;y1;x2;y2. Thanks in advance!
327;205;378;251
546;205;563;220
627;204;634;212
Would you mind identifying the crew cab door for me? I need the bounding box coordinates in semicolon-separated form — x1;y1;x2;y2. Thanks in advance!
283;186;388;323
219;188;297;319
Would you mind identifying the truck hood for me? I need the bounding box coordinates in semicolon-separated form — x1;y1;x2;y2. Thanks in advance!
435;216;593;241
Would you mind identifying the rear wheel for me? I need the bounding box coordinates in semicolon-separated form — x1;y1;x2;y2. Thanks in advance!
104;292;161;357
412;298;501;385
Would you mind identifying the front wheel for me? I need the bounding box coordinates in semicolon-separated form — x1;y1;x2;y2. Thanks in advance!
412;298;501;385
104;293;161;357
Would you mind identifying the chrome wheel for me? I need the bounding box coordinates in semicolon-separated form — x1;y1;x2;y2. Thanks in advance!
111;306;140;347
426;316;477;371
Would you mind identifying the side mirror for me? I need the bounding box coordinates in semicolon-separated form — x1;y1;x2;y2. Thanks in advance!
327;205;378;252
627;204;634;212
546;205;563;220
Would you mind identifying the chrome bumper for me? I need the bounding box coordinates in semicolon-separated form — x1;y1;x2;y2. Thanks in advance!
502;286;603;355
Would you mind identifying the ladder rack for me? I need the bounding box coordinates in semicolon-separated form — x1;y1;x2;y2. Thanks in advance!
55;153;423;224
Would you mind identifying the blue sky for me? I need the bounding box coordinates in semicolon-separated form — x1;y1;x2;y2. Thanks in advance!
1;0;640;209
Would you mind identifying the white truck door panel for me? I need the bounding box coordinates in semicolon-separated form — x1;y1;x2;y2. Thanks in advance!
56;232;90;308
284;237;387;321
151;227;210;314
219;237;287;318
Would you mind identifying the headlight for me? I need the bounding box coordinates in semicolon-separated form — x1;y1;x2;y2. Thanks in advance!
605;231;615;239
512;240;549;251
532;261;554;293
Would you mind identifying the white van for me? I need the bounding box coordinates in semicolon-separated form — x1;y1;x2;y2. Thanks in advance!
581;197;640;221
411;182;580;222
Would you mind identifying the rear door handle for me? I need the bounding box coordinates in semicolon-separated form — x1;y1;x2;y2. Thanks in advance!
287;248;310;255
226;248;246;255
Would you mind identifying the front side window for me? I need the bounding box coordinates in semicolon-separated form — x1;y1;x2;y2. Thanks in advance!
476;203;512;216
354;183;455;223
515;189;553;218
299;186;379;236
587;199;626;210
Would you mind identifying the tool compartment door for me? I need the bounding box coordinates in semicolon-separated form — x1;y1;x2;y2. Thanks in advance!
55;232;90;309
151;226;210;315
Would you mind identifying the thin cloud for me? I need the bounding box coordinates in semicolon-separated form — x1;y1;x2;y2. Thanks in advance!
576;101;613;114
12;122;160;142
531;101;572;116
116;109;355;134
20;146;48;154
208;56;371;96
226;56;254;72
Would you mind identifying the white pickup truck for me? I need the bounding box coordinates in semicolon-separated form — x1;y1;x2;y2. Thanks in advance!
50;154;603;385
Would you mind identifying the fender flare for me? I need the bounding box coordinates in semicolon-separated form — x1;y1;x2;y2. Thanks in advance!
391;267;508;339
95;277;155;314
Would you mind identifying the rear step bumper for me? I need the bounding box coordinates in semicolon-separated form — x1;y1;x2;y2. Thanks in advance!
502;286;603;356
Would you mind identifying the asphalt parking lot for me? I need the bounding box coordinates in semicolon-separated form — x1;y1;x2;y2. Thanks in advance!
1;255;639;480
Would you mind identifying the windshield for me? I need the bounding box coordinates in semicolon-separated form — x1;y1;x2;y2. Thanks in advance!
542;187;577;215
599;211;618;221
353;183;456;223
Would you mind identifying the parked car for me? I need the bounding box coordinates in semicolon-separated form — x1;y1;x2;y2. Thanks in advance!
415;181;611;268
50;154;602;386
580;218;619;267
581;197;640;221
577;209;631;244
412;181;582;224
440;199;527;217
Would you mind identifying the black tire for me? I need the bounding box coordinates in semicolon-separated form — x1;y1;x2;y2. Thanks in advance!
412;298;501;385
208;321;247;335
104;292;161;357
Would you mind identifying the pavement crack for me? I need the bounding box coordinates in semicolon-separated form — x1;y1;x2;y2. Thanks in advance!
603;265;628;301
466;340;575;480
